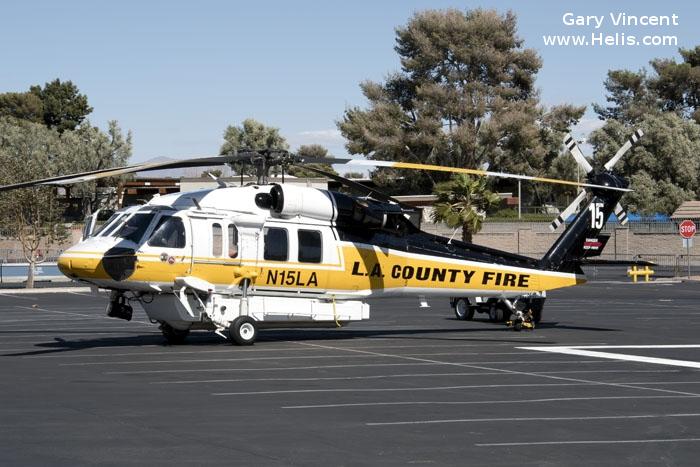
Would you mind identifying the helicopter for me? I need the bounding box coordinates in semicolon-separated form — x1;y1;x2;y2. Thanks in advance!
0;129;647;344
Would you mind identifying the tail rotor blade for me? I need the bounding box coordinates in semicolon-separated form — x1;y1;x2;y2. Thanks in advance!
614;203;629;225
604;129;644;171
563;134;593;174
549;190;587;231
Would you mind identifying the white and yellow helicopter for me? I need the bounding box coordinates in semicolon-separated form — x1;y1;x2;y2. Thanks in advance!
0;130;646;344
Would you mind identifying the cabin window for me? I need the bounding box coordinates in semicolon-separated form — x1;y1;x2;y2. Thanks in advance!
298;230;322;263
228;224;239;258
115;213;156;243
148;216;186;249
212;223;223;257
263;227;288;261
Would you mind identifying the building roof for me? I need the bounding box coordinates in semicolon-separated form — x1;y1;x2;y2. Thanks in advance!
671;201;700;219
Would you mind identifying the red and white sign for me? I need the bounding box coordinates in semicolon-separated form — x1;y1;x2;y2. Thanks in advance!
583;238;603;250
679;220;697;239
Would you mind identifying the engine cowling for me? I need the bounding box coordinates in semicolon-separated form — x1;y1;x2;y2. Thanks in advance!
265;184;409;234
268;184;335;221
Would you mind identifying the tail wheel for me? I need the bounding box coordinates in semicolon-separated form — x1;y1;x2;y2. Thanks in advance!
531;308;543;324
453;298;475;321
229;316;258;346
160;323;190;345
488;304;500;322
488;303;510;322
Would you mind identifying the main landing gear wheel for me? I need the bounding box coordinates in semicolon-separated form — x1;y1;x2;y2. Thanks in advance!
453;298;474;321
160;323;190;345
229;316;258;346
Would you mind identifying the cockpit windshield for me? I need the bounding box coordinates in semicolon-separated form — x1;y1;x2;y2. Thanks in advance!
95;213;125;237
115;213;156;243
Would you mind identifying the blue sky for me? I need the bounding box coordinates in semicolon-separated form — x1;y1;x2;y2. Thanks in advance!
1;0;697;164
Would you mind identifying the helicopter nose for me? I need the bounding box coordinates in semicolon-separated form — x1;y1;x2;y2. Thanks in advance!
57;248;102;278
57;244;137;282
101;247;137;281
57;251;74;277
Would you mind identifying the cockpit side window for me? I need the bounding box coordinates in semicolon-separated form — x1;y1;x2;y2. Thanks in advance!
148;216;186;249
115;213;156;243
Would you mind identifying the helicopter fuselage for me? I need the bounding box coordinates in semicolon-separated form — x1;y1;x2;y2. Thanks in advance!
58;184;582;300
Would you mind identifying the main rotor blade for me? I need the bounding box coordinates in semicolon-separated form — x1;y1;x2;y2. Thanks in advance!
563;134;593;173
604;129;644;171
549;190;587;231
614;202;629;225
312;158;631;193
0;155;246;192
292;164;408;207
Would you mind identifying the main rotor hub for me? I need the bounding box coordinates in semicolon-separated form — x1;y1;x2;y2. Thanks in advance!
231;149;297;184
587;171;629;194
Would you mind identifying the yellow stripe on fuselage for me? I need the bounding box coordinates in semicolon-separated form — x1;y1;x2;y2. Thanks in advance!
58;243;584;294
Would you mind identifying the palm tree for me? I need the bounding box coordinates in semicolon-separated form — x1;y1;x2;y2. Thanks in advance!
430;174;501;243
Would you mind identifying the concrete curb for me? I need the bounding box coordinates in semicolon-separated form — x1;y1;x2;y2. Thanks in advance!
0;287;94;294
587;279;682;285
0;276;70;284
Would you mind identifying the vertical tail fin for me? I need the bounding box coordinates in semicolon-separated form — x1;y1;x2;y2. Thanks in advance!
543;128;643;272
540;183;624;273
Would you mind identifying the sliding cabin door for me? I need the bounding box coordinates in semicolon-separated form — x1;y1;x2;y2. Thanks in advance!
189;215;241;287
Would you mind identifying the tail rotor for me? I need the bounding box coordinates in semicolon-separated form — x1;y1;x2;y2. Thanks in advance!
549;129;643;232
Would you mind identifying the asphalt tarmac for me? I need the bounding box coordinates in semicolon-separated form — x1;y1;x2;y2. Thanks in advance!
1;281;700;466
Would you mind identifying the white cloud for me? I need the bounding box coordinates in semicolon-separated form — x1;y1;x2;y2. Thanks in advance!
296;129;345;144
572;118;605;139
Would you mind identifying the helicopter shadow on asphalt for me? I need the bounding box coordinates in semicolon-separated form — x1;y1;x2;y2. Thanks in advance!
453;316;621;333
0;318;620;357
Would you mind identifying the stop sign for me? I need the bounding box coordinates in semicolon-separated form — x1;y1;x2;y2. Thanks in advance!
679;219;697;239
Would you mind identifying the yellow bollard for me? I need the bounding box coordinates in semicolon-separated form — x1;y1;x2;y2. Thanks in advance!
627;265;655;282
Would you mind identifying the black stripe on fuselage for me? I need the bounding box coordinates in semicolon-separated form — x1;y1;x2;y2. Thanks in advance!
336;224;540;271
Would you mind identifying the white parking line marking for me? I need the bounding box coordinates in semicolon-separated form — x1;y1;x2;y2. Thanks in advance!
549;345;700;349
66;357;619;367
0;317;110;324
213;382;593;396
213;381;700;397
283;394;698;409
0;294;34;300
63;354;390;366
476;438;700;447
295;342;700;397
15;306;152;325
23;346;316;359
23;349;529;359
1;325;153;332
521;345;700;369
155;372;503;384
105;362;440;375
0;332;160;339
367;413;700;427
155;369;681;386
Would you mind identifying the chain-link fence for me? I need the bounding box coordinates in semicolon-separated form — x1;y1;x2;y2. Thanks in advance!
0;249;64;283
0;248;64;263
